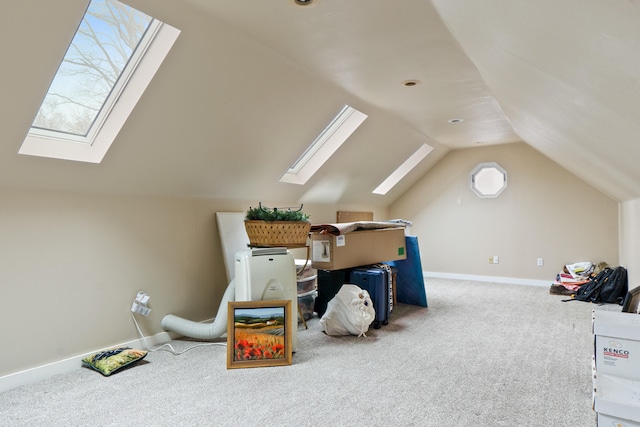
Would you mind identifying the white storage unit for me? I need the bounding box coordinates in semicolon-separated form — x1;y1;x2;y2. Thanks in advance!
597;412;640;427
593;373;640;424
593;310;640;380
235;248;298;352
592;309;640;424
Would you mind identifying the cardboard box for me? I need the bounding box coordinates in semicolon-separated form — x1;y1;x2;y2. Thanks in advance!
593;373;640;423
310;227;406;270
592;310;640;381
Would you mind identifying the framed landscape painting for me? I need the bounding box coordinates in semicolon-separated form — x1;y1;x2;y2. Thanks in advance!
227;300;292;369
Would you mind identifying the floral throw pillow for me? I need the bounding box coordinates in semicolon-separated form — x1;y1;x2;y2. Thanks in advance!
82;347;148;376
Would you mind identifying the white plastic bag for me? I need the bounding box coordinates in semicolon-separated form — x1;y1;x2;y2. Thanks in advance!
320;284;376;337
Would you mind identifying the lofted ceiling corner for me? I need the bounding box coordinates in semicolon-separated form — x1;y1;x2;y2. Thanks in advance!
431;0;640;202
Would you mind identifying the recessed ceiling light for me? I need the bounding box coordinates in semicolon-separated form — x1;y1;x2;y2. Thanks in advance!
290;0;317;8
402;80;421;87
448;118;464;124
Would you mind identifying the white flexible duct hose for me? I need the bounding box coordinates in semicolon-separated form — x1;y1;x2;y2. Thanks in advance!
160;279;235;340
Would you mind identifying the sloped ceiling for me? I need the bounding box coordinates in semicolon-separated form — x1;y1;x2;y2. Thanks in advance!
431;0;640;202
1;0;638;206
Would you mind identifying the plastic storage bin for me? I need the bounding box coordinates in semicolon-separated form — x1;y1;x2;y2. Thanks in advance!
297;275;317;294
298;290;317;321
295;259;315;279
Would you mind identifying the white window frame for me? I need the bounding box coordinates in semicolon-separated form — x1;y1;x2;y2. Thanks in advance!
19;21;180;163
280;105;367;185
469;162;508;198
372;143;433;195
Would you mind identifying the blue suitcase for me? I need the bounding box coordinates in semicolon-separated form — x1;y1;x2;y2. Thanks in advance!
349;266;391;329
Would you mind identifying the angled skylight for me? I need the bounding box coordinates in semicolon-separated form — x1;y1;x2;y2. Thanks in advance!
280;105;367;185
372;143;433;195
19;0;180;163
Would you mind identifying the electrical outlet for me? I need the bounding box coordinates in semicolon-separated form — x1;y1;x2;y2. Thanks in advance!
537;258;544;267
488;256;493;264
131;302;151;316
493;255;499;264
131;291;151;316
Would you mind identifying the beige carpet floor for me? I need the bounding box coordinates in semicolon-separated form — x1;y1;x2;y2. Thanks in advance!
0;278;600;426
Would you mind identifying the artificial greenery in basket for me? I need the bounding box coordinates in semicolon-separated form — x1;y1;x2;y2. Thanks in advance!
244;203;311;248
245;203;310;222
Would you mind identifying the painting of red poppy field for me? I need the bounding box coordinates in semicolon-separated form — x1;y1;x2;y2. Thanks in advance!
227;300;292;369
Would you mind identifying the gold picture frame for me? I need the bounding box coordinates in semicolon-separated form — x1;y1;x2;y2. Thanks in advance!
227;300;292;369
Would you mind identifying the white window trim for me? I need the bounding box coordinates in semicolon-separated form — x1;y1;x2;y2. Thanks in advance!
469;162;508;198
19;22;180;163
372;143;433;195
280;105;367;185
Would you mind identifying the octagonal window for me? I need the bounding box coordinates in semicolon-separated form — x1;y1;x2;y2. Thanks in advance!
469;162;507;198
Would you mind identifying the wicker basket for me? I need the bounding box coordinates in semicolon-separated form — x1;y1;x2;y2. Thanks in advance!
244;220;311;248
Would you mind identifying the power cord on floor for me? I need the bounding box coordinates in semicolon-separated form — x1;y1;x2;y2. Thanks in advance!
131;313;226;356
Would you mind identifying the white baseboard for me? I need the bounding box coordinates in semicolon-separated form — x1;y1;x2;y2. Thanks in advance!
423;271;550;287
0;329;178;393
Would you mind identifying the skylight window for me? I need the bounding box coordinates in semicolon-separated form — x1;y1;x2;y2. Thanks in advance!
280;105;367;185
19;0;180;163
372;143;433;195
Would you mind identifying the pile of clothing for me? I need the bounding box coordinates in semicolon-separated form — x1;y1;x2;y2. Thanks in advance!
549;261;609;295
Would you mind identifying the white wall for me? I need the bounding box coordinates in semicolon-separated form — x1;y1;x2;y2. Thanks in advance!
0;189;219;377
620;199;640;288
390;142;620;281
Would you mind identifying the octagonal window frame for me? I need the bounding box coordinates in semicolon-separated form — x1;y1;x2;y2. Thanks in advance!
469;162;507;198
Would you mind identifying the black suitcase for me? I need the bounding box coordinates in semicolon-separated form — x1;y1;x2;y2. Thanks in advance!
315;269;350;317
349;265;391;328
